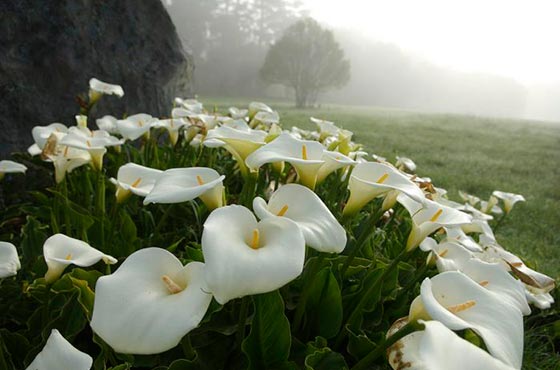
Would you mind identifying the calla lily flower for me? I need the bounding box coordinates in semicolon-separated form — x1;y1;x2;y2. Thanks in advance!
525;288;555;310
413;271;524;369
28;123;68;155
26;329;92;370
0;242;20;278
152;118;188;145
245;133;354;189
475;242;555;294
395;156;417;173
443;226;483;252
253;184;347;253
459;259;530;316
492;191;525;214
311;117;339;141
59;128;123;171
96;115;119;134
90;248;212;354
479;195;503;215
251;110;279;127
144;167;225;210
0;160;27;181
43;234;117;283
398;194;472;250
44;139;91;184
178;98;204;113
458;190;481;206
387;320;515;370
343;161;426;216
110;163;163;203
202;205;305;304
420;239;472;272
116;113;157;141
248;101;273;119
204;123;267;176
89;77;124;101
229;106;248;119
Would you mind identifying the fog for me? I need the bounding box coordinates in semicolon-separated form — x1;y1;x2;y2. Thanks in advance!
164;0;560;122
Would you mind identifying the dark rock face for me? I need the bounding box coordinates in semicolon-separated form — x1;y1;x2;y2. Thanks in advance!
0;0;192;156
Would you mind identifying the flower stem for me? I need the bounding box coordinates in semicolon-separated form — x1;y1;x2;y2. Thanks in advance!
339;206;384;278
235;296;251;349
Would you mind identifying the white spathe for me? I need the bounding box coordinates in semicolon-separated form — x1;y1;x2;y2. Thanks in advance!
492;191;525;214
43;234;117;283
343;161;426;216
387;320;515;370
143;167;225;210
116;114;157;141
110;163;163;202
253;184;347;253
90;248;212;354
0;242;20;278
26;329;92;370
418;271;524;369
398;194;472;250
0;160;27;180
202;205;305;304
89;78;124;97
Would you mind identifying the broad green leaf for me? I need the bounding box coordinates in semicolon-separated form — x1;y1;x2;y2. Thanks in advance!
305;267;343;339
242;291;292;370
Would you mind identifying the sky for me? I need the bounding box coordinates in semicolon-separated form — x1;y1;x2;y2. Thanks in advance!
304;0;560;84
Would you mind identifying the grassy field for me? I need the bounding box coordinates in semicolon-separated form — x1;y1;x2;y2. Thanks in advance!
206;98;560;279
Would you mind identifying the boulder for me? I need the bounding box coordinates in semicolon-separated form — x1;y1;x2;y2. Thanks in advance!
0;0;192;156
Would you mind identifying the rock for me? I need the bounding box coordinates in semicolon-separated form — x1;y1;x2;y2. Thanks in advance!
0;0;193;156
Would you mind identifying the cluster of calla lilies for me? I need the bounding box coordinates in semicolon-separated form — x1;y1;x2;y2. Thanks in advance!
0;78;556;370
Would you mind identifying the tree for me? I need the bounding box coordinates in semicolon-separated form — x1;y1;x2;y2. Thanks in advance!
260;18;350;108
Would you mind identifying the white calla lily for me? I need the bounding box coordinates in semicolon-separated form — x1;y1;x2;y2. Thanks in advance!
26;329;92;370
0;242;20;278
253;184;346;253
43;234;117;283
90;248;212;354
395;156;416;173
116;114;157;141
0;160;27;180
144;167;225;210
343;161;426;216
459;259;531;315
388;320;515;370
229;106;248;119
245;133;354;189
415;271;524;369
89;77;124;99
205;123;267;176
458;190;481;206
30;123;68;154
398;194;472;250
59;128;123;171
443;226;483;252
492;191;525;214
152;118;188;145
110;163;163;203
252;110;279;127
96;115;119;134
525;288;554;310
421;239;473;272
248;101;273;119
475;243;555;294
202;205;305;304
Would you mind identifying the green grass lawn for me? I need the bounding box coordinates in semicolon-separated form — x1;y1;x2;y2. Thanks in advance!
206;97;560;280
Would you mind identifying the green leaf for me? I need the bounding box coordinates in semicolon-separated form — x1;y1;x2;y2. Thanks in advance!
242;291;292;370
304;348;347;370
305;267;343;339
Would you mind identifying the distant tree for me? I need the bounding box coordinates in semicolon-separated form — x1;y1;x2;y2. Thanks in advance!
260;18;350;107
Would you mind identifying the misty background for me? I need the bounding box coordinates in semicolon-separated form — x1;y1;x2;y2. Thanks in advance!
164;0;560;122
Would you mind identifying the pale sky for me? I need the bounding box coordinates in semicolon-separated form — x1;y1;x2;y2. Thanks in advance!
305;0;560;84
